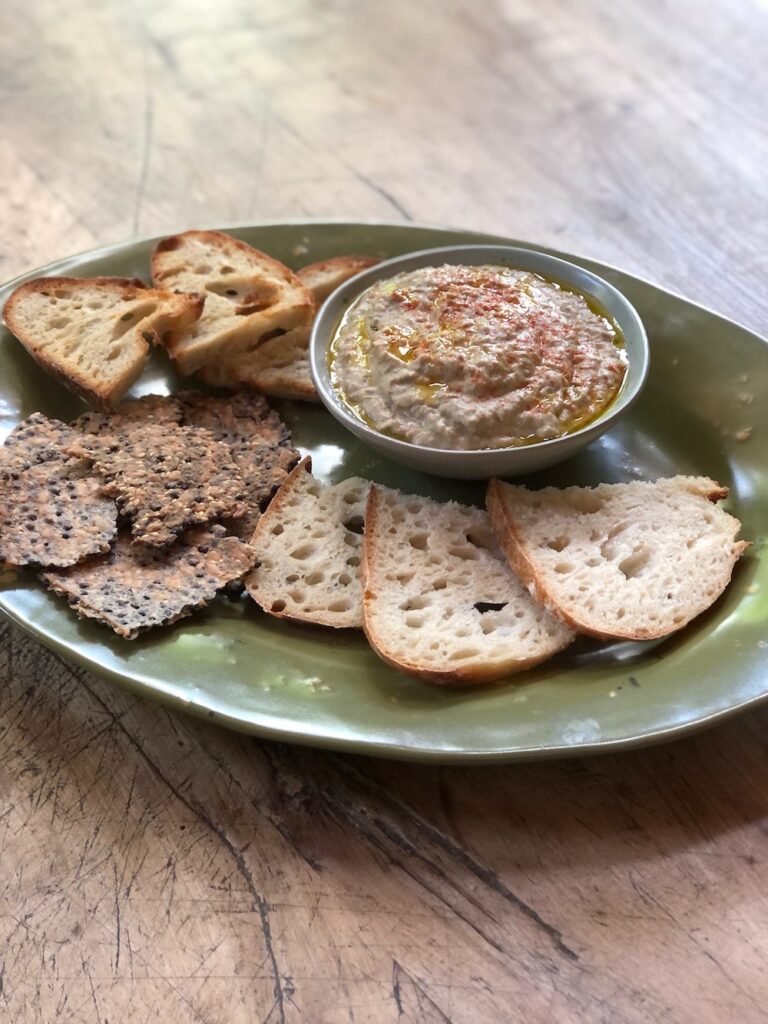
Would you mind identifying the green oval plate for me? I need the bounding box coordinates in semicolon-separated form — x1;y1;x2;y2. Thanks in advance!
1;222;766;762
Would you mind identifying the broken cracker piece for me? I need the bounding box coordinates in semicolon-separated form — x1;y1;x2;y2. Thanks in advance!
177;390;300;536
0;413;117;567
41;524;256;638
68;421;249;547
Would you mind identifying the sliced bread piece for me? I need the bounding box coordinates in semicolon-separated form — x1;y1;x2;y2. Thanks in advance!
196;255;377;401
2;277;203;410
246;457;369;627
198;325;319;402
486;476;749;641
297;255;378;304
362;486;574;684
151;230;314;375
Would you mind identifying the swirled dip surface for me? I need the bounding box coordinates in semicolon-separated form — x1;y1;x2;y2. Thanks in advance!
329;264;627;449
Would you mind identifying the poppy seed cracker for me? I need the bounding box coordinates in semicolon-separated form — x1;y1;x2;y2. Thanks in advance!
177;390;300;537
2;412;83;466
41;523;257;638
0;413;118;567
67;421;249;547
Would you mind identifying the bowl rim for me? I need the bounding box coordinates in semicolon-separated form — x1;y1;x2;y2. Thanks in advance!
309;243;650;459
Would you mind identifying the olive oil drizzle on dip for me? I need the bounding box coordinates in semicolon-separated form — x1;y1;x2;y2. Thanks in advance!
328;264;627;450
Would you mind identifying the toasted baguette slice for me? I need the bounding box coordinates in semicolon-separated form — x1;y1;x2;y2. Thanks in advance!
487;476;749;642
246;458;369;627
198;325;319;401
363;487;573;684
196;255;377;401
2;277;203;410
151;230;314;375
297;255;378;303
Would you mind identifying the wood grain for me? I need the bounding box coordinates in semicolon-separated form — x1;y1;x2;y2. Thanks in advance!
1;1;767;1021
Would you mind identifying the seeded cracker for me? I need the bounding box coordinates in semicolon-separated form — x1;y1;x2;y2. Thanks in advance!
0;413;117;567
72;394;182;435
67;421;249;547
177;390;300;536
41;524;257;638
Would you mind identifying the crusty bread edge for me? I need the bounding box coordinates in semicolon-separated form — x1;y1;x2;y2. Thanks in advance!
245;456;362;629
361;485;570;686
486;477;750;643
198;361;321;402
150;231;316;375
151;229;314;297
3;276;203;411
250;374;321;402
297;255;379;302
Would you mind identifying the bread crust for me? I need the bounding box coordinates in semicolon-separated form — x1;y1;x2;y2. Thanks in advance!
246;457;365;629
486;477;749;642
244;366;320;401
197;326;320;402
297;255;378;303
362;486;571;684
151;231;315;375
193;251;378;400
3;276;203;410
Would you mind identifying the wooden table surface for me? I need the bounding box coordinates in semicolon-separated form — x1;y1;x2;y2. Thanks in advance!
1;1;767;1020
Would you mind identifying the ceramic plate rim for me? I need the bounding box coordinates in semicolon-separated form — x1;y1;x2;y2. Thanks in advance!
1;219;766;763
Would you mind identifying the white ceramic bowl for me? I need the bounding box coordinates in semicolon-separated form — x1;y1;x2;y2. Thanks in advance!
309;245;649;480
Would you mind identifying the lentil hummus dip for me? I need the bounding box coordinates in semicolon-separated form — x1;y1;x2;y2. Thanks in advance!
329;264;627;449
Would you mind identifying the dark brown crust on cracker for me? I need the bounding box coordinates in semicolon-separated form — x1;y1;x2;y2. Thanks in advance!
41;523;256;638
